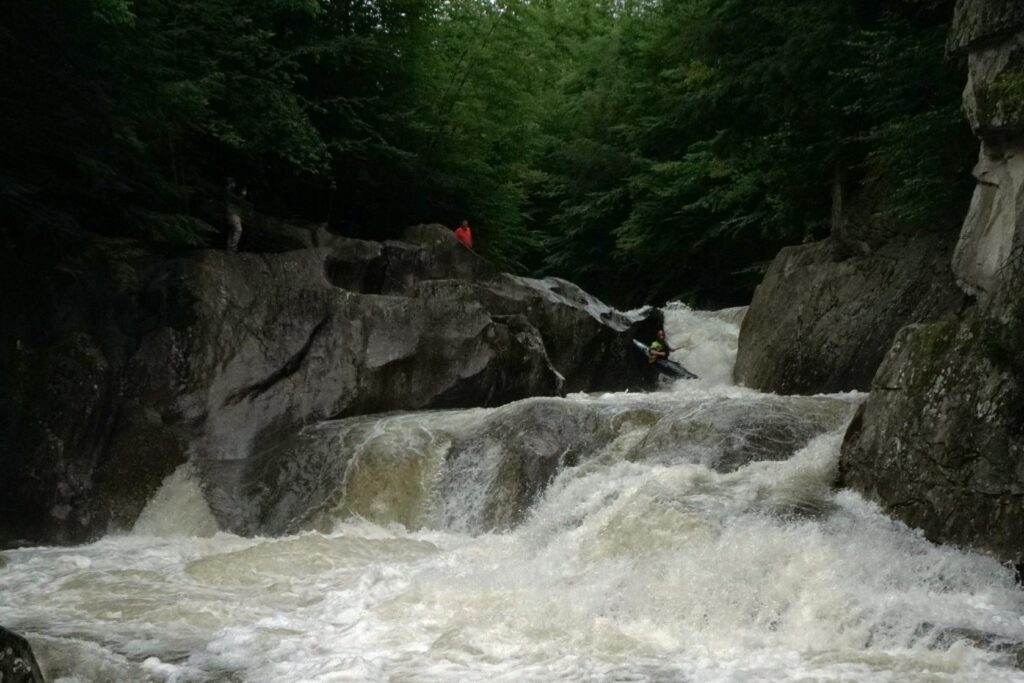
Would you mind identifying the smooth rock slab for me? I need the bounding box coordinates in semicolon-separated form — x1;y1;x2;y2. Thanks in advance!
0;225;658;544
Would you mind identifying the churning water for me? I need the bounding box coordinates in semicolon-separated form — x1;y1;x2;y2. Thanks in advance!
2;305;1023;682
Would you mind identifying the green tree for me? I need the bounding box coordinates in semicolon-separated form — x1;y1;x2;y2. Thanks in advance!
0;0;975;307
532;0;970;306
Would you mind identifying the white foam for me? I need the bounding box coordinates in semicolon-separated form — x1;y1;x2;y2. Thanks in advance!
4;421;1021;682
131;463;219;538
2;308;1022;682
661;301;744;388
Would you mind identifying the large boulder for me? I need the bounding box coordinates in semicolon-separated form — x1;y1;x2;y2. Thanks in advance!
839;297;1024;565
734;236;964;394
840;0;1024;567
0;225;658;545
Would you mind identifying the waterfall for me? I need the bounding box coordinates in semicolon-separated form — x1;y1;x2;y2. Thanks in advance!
132;464;219;538
2;304;1022;683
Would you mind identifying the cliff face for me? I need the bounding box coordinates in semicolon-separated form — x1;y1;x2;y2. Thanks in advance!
840;0;1024;566
735;0;1023;566
0;225;659;545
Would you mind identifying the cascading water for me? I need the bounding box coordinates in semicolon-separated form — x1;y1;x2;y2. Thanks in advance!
2;306;1022;682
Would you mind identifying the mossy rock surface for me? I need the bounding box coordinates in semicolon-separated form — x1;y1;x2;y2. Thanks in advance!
840;305;1024;565
948;0;1024;55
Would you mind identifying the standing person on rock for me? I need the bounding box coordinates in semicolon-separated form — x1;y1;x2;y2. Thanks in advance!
453;219;473;249
225;177;246;252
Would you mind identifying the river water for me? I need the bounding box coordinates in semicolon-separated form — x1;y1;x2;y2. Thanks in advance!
2;305;1022;682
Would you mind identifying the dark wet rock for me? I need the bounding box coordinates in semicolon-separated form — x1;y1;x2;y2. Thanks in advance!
735;235;965;394
1;224;658;544
0;626;45;683
0;263;190;545
735;135;969;395
840;283;1024;565
409;274;653;393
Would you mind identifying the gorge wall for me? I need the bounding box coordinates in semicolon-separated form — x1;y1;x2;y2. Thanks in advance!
738;0;1023;566
840;0;1024;567
0;224;659;545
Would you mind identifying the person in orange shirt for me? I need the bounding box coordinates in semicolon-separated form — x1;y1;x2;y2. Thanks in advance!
454;219;473;248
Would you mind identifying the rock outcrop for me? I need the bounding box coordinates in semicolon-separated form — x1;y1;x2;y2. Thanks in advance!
839;304;1024;564
0;626;45;683
840;0;1024;567
0;225;658;545
733;234;964;394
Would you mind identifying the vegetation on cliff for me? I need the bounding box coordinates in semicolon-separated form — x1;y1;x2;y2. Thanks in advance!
0;0;975;305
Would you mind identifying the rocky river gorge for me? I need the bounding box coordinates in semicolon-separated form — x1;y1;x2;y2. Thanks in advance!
2;306;1023;681
2;1;1024;680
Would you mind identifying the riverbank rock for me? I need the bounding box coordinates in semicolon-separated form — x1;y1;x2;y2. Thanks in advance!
733;235;964;394
0;225;658;545
0;626;45;683
840;0;1024;567
839;296;1024;564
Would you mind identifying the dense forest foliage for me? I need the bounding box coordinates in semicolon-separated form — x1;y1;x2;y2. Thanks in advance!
0;0;974;306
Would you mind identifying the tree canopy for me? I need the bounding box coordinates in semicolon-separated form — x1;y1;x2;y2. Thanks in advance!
0;0;980;305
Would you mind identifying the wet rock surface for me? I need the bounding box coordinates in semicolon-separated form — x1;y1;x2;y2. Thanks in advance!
840;275;1024;565
0;626;45;683
734;236;964;394
918;623;1024;670
234;393;858;537
0;225;658;544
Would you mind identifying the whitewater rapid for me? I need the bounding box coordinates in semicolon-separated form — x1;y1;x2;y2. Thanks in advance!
2;305;1022;682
